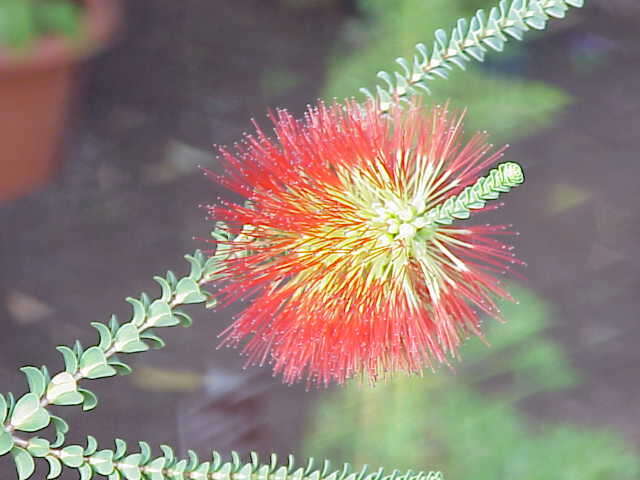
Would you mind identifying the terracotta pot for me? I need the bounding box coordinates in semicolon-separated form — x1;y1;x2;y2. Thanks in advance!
0;0;120;203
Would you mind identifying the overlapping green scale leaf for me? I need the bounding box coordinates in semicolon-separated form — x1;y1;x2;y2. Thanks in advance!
424;161;524;226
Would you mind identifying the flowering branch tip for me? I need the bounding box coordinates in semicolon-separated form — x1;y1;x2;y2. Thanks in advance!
426;161;524;226
208;99;524;386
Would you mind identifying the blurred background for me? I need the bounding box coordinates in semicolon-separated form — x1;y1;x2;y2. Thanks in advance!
1;0;639;478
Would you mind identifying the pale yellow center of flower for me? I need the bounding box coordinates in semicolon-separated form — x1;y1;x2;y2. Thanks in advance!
287;153;476;310
370;197;435;247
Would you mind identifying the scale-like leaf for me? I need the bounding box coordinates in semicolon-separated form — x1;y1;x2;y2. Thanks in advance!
11;447;35;480
174;278;207;304
20;367;46;398
0;429;14;456
10;393;50;432
79;347;117;379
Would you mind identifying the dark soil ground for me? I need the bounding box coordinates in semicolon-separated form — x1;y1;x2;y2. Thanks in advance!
1;1;639;478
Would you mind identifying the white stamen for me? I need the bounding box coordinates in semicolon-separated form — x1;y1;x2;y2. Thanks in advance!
398;223;417;240
398;205;415;221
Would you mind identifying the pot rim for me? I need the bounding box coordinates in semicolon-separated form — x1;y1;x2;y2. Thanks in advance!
0;0;121;73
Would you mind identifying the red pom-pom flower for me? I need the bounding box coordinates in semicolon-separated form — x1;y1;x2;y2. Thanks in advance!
208;100;524;385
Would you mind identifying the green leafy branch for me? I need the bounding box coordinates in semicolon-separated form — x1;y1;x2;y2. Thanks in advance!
424;161;525;225
0;251;216;459
0;238;231;450
362;0;584;112
7;434;442;480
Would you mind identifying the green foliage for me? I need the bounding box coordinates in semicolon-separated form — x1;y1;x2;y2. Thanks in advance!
325;0;575;140
304;286;640;479
460;284;578;392
9;394;50;433
426;162;524;225
0;247;224;476
4;438;444;480
11;447;35;480
360;0;583;111
0;0;82;49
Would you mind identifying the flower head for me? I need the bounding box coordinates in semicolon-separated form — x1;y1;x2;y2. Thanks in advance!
208;100;524;386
